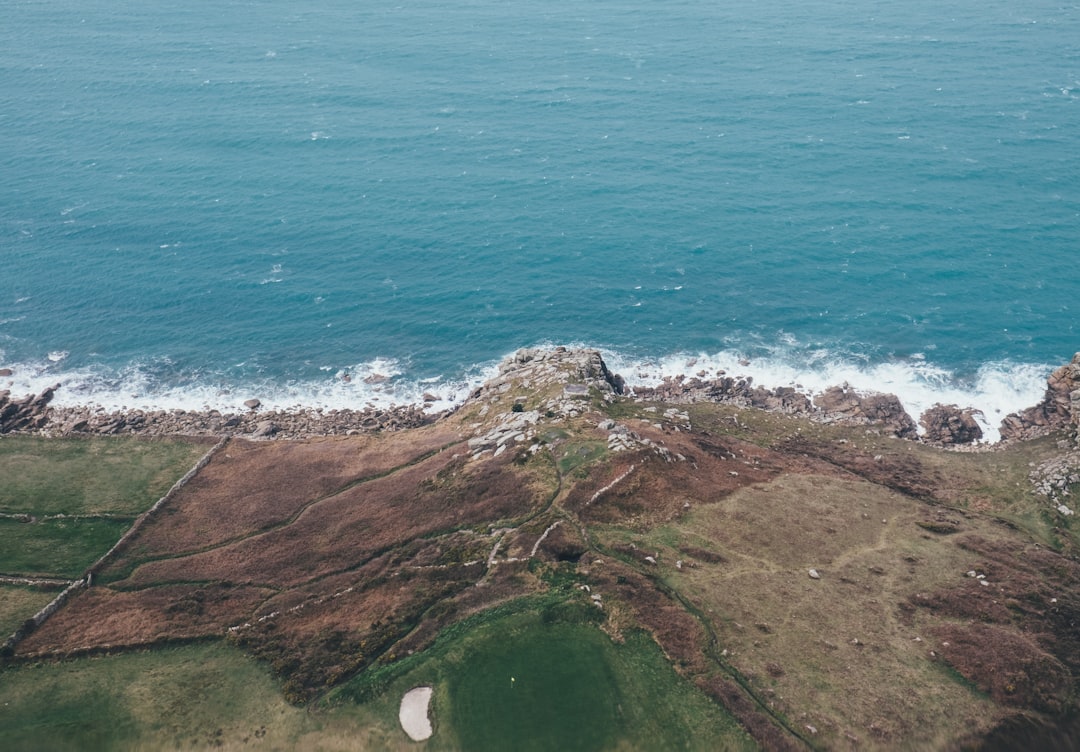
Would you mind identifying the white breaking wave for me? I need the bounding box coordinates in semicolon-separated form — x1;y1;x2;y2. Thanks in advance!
0;355;501;417
603;348;1051;444
0;345;1054;443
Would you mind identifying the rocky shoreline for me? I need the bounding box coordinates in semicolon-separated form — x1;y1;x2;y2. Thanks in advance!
1;350;1078;446
0;388;439;441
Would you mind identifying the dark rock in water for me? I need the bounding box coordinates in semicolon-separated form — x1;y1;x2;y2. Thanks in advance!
920;404;984;445
363;373;389;384
0;368;12;377
1000;352;1080;441
243;398;261;410
813;385;918;439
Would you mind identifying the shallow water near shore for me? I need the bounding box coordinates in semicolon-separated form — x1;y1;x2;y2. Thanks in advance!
2;0;1077;434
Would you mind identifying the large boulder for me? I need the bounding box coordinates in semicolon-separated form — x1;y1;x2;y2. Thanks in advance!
920;404;984;445
0;386;58;433
813;385;918;439
1000;353;1080;441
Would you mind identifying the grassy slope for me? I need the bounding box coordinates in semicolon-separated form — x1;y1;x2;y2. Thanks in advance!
326;598;755;752
0;517;132;578
0;585;58;637
0;436;209;516
0;642;352;751
0;603;753;752
0;436;206;582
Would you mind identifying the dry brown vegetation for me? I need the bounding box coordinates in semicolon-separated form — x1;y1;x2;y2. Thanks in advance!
9;356;1080;748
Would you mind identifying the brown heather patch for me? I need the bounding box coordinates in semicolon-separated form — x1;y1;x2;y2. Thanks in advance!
907;533;1080;683
933;622;1072;714
101;428;461;562
116;448;543;589
777;435;948;501
230;566;479;700
588;560;710;676
17;583;273;656
565;435;784;529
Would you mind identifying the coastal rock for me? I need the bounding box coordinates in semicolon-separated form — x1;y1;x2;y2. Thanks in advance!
243;399;261;410
252;421;278;437
465;348;626;414
0;368;12;377
813;385;918;439
1000;352;1080;441
920;404;984;445
632;374;813;416
0;385;58;434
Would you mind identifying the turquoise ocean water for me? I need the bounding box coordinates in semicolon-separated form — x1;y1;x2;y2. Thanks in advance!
2;0;1078;438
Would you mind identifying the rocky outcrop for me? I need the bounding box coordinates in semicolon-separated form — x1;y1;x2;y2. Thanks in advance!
1000;353;1080;441
38;403;436;440
920;404;984;445
494;347;625;396
0;386;57;433
633;375;813;415
812;385;919;439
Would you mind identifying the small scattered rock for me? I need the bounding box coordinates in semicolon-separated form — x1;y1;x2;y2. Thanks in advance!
808;568;821;580
243;398;261;410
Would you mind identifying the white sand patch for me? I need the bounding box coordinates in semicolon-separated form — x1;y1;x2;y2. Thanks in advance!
399;686;434;741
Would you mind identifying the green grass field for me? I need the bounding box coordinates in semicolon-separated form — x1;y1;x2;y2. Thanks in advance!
0;584;58;638
0;436;207;581
0;642;334;751
0;436;209;516
0;517;132;578
0;598;754;751
329;597;754;751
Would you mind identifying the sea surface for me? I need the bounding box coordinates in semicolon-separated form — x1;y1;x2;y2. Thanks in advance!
2;0;1078;439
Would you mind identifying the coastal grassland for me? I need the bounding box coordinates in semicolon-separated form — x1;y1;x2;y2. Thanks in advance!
613;472;1019;748
682;402;1077;549
325;596;754;751
0;516;131;578
0;435;210;516
0;584;58;637
0;641;395;752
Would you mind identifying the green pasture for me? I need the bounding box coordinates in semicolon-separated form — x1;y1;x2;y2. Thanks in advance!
0;517;131;579
0;642;342;751
0;584;57;638
0;435;207;516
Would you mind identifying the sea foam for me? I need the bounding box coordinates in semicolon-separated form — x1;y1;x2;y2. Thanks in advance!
605;348;1051;444
0;345;1054;443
